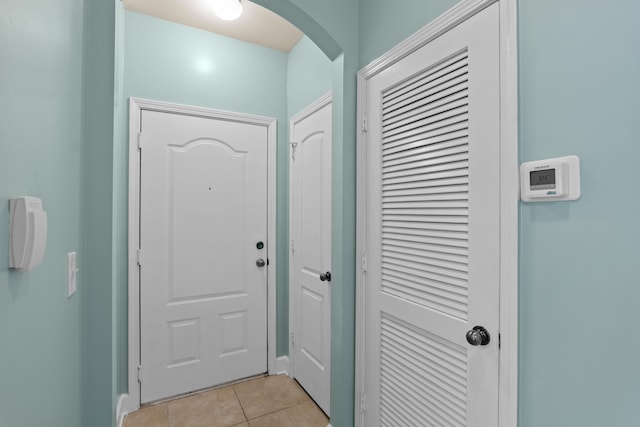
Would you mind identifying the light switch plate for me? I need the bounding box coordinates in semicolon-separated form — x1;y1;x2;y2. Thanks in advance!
67;252;77;298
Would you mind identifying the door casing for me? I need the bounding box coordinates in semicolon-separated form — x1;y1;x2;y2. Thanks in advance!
354;0;519;425
123;98;277;413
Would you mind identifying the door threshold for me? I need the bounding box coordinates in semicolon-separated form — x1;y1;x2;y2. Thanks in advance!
142;372;268;407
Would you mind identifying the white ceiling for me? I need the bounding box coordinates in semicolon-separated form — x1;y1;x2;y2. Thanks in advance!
123;0;304;53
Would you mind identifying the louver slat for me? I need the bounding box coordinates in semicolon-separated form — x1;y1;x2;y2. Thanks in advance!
382;242;467;265
384;141;469;168
382;51;469;112
382;112;468;146
380;315;467;427
382;168;468;187
380;49;470;322
383;129;468;157
383;96;469;136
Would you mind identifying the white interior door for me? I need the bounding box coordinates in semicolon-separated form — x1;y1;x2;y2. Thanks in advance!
139;109;268;403
363;4;500;426
290;95;332;415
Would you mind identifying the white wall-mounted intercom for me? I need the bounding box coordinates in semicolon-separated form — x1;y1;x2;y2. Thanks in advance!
520;156;581;202
9;197;48;272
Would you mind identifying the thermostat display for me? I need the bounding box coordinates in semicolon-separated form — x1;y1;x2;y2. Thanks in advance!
529;169;556;190
520;156;580;202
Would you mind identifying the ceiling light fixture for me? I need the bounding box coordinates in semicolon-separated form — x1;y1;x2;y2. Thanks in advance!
212;0;243;21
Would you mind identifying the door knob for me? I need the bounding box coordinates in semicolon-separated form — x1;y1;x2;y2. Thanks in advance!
466;326;490;346
319;271;331;282
256;258;266;268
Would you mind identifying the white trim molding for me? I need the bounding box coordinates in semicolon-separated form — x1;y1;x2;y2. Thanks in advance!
290;92;333;127
116;393;128;427
275;356;290;376
125;97;278;413
354;0;518;426
498;0;519;425
360;0;498;79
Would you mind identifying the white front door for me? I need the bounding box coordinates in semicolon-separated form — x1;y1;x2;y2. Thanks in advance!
139;109;268;403
290;94;332;415
363;4;500;426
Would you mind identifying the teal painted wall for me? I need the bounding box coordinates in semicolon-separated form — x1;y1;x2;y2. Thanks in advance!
358;0;640;425
114;0;128;397
358;0;458;67
120;10;290;359
123;12;288;116
0;0;84;426
287;35;334;119
83;0;116;425
518;1;640;425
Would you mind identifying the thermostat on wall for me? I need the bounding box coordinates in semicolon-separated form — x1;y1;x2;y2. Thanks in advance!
520;155;580;202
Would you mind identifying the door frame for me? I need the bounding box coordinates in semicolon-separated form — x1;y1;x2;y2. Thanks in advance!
354;0;519;425
287;91;332;379
124;98;277;413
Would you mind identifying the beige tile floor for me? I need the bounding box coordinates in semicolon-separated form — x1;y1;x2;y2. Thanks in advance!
123;375;329;427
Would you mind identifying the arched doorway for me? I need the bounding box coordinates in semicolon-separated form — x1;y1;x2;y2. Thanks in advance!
119;2;356;426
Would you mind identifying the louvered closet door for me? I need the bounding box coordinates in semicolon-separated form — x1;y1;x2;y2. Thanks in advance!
364;4;500;426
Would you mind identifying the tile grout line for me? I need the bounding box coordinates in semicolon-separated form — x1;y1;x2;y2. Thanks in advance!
126;376;327;427
232;385;250;425
246;402;300;421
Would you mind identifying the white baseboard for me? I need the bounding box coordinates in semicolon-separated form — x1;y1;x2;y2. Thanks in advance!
275;355;290;376
116;394;128;427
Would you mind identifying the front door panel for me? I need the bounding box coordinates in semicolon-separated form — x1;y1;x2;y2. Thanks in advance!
139;110;268;403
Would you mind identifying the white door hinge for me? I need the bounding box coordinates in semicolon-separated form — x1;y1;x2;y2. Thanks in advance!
137;248;143;266
137;365;143;383
137;132;143;149
360;392;366;413
290;332;295;347
498;333;501;349
290;141;298;160
291;239;295;253
361;254;367;273
362;113;368;133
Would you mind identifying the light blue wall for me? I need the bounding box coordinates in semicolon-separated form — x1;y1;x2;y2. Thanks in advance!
0;0;84;426
358;0;640;425
123;12;288;116
518;1;640;425
287;35;334;118
83;0;117;425
114;0;128;397
358;0;459;67
120;10;289;359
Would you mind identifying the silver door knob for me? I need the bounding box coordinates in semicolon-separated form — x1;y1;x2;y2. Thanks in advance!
466;326;490;346
256;258;266;267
